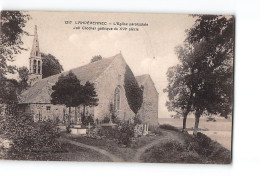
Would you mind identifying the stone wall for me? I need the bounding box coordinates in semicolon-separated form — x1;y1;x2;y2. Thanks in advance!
138;76;159;126
21;104;94;124
93;55;135;121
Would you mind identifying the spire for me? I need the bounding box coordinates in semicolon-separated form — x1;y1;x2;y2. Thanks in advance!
30;25;40;58
28;25;42;86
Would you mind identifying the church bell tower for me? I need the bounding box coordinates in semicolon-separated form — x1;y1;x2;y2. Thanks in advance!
28;25;42;86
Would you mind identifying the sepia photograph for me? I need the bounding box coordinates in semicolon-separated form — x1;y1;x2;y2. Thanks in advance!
0;11;234;164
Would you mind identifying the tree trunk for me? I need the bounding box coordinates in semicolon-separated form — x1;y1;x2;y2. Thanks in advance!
68;106;71;125
182;115;187;132
193;112;201;136
75;107;77;124
83;105;86;116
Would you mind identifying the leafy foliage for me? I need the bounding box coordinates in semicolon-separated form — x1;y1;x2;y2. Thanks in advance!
164;15;234;134
41;53;64;79
81;114;94;126
124;65;143;114
0;78;19;105
0;113;61;160
17;66;29;91
79;81;99;107
90;55;103;63
51;71;82;108
51;71;99;124
0;11;30;78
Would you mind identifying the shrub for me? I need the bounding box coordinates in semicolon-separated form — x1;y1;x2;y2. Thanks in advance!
2;113;61;160
141;141;202;163
159;124;180;132
117;122;134;146
195;132;231;163
195;132;214;157
149;125;162;135
81;114;94;126
100;121;135;146
102;115;110;123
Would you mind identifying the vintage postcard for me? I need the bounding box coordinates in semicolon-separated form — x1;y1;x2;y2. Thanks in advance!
0;11;234;164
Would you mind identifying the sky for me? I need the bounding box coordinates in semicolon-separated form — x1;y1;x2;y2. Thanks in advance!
11;11;195;118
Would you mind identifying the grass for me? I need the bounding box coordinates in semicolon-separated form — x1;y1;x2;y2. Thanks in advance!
159;118;232;150
140;128;231;164
61;129;165;161
2;138;111;162
159;124;181;132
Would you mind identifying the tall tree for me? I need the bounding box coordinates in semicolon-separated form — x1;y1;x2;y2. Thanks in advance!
41;53;63;78
0;11;30;78
164;44;195;131
17;66;29;92
79;81;99;121
165;15;234;135
90;55;103;63
51;71;82;124
124;65;143;115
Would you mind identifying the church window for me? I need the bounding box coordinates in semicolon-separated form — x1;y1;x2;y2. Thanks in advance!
38;61;41;74
36;51;38;56
33;60;37;73
114;87;121;111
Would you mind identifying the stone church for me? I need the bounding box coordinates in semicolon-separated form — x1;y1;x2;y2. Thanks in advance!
18;26;159;127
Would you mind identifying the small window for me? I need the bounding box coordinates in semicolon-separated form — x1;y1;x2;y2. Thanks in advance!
46;106;51;111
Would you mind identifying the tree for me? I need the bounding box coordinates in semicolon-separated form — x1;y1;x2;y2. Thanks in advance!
17;66;29;92
164;44;195;131
90;55;103;63
51;71;82;124
124;65;143;116
0;11;30;78
0;78;19;106
41;53;63;79
165;15;234;135
79;81;99;122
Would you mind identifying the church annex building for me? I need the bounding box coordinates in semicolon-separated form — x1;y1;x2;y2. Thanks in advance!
18;26;159;127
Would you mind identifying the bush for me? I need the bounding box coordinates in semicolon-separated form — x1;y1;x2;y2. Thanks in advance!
159;124;180;132
195;132;231;164
81;114;94;126
100;121;135;146
117;122;134;146
2;114;61;160
141;141;202;163
149;126;162;135
102;115;110;123
195;132;214;157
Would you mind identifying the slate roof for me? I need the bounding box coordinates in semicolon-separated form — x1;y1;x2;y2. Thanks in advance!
135;74;158;94
19;54;121;104
135;74;150;86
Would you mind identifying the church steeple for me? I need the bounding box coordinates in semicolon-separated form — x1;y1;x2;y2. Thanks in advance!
28;25;42;86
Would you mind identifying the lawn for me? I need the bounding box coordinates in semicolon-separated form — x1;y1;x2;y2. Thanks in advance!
61;131;164;161
2;141;111;162
159;118;232;150
140;129;231;164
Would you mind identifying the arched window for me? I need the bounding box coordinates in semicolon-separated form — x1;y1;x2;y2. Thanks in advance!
38;60;41;74
33;60;37;73
114;87;121;111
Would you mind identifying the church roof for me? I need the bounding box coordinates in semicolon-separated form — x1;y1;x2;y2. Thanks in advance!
135;74;150;86
135;74;158;94
19;54;121;104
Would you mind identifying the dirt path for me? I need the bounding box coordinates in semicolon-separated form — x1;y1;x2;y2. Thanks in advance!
60;137;124;162
60;130;183;163
131;130;181;162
